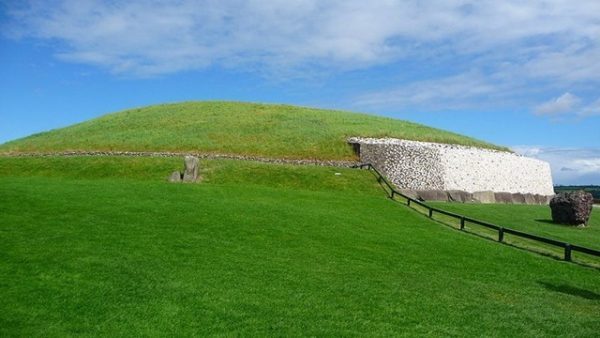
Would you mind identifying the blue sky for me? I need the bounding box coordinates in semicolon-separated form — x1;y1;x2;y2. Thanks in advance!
1;0;599;184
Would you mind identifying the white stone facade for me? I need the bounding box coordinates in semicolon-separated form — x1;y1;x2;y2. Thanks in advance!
349;138;554;196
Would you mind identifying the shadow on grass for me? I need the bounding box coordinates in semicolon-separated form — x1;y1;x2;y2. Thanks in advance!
538;281;600;300
384;195;600;270
363;166;394;198
535;218;589;229
358;166;600;269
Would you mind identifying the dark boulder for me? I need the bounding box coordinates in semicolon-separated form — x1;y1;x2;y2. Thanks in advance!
550;191;593;226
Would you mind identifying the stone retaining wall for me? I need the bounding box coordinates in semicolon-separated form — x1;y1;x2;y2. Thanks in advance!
0;151;358;168
349;137;554;203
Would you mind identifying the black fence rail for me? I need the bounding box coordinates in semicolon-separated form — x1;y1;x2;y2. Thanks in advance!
357;163;600;263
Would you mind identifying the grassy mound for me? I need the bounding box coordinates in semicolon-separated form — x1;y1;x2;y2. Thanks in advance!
0;101;506;159
1;158;599;335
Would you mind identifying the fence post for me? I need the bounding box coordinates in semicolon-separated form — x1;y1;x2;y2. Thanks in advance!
428;208;433;218
564;244;572;261
460;217;465;230
407;199;411;206
498;228;504;242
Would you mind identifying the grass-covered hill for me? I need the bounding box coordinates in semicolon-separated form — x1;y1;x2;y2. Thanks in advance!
0;101;506;159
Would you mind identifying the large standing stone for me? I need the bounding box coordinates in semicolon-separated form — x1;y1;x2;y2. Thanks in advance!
550;191;593;226
182;156;199;182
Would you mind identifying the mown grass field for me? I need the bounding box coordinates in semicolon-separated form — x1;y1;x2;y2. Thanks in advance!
1;157;599;336
0;101;507;159
428;202;600;251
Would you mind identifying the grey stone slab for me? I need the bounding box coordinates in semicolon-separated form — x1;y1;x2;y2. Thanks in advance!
447;190;473;203
494;192;513;204
523;193;536;204
417;190;449;201
473;191;496;204
182;156;199;182
399;189;419;200
511;193;526;204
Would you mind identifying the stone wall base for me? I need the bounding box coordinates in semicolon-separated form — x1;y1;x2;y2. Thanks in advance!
407;190;553;205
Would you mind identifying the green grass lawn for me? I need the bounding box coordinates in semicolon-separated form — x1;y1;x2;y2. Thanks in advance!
1;157;599;335
428;202;600;252
0;101;506;158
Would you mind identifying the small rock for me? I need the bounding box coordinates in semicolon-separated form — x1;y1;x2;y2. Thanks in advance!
550;191;593;226
168;171;182;183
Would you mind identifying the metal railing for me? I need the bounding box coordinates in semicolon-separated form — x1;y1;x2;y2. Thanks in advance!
357;163;600;263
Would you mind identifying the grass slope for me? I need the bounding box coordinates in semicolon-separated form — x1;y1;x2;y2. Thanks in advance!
0;157;381;194
0;101;506;159
1;158;599;335
429;202;600;251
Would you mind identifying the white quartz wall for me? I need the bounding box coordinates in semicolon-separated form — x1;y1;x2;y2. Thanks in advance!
350;138;554;196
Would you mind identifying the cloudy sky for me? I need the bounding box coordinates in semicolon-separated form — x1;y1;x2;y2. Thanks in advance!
1;0;599;184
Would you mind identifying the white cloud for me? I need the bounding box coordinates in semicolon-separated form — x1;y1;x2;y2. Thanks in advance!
580;99;600;117
572;158;600;174
4;0;414;76
534;92;581;116
4;0;600;81
512;146;600;185
354;72;499;110
4;1;600;118
533;93;600;118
